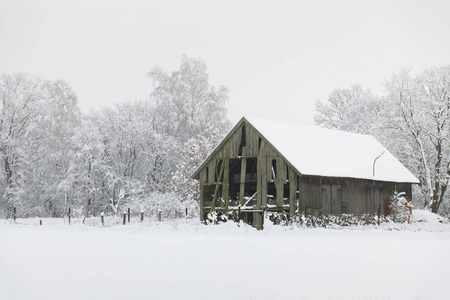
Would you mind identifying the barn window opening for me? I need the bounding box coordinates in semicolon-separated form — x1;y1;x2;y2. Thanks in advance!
238;125;246;156
267;182;277;204
243;158;258;198
283;182;290;200
227;158;257;202
228;159;241;200
205;166;209;183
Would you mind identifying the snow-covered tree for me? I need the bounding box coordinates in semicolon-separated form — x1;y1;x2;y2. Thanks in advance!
0;74;81;217
384;67;450;213
314;84;382;134
148;55;230;142
314;66;450;214
0;74;44;213
171;128;224;206
0;56;231;218
148;55;231;208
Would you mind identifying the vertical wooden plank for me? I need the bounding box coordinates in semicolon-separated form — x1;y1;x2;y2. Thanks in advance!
200;181;205;222
253;128;258;156
296;175;300;213
267;157;273;182
256;138;265;209
322;184;331;215
331;185;342;215
256;159;262;209
223;159;229;209
247;126;258;157
373;186;381;215
208;160;214;183
300;180;307;213
341;185;348;214
233;128;241;158
245;124;250;157
276;157;283;208
261;156;268;207
200;168;206;184
199;169;206;222
347;180;355;215
365;185;371;214
289;167;296;215
239;157;247;205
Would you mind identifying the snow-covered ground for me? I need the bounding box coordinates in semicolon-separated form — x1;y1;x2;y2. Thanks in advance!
1;211;449;300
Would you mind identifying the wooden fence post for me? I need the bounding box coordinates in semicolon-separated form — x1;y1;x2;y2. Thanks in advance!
101;212;104;226
123;212;126;225
40;219;42;226
185;207;188;217
158;211;162;222
127;208;131;223
13;207;16;221
68;207;71;225
140;210;144;222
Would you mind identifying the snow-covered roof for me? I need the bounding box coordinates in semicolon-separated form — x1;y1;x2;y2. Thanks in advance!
246;117;419;184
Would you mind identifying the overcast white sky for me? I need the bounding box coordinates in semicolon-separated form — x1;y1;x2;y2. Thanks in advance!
1;0;450;124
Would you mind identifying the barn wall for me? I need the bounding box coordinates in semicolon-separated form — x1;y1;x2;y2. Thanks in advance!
299;176;413;216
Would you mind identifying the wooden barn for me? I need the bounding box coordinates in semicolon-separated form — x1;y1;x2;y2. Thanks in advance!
192;117;419;226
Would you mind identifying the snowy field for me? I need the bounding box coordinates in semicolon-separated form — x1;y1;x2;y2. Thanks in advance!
1;211;450;300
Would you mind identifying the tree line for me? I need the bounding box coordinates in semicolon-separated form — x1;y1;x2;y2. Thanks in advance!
2;57;448;218
0;56;230;218
315;66;450;215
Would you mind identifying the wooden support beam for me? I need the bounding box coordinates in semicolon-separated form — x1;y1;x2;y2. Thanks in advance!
256;160;262;210
261;157;268;207
289;168;296;216
239;157;247;205
200;174;205;222
276;158;284;208
223;159;229;210
242;192;257;207
210;160;225;214
257;141;265;209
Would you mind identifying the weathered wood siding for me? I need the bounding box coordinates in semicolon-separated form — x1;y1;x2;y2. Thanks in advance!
299;176;413;216
198;122;302;220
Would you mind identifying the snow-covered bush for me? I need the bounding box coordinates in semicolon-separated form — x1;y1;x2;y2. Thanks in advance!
268;212;289;226
290;212;379;228
205;210;245;224
389;191;412;223
206;211;228;224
